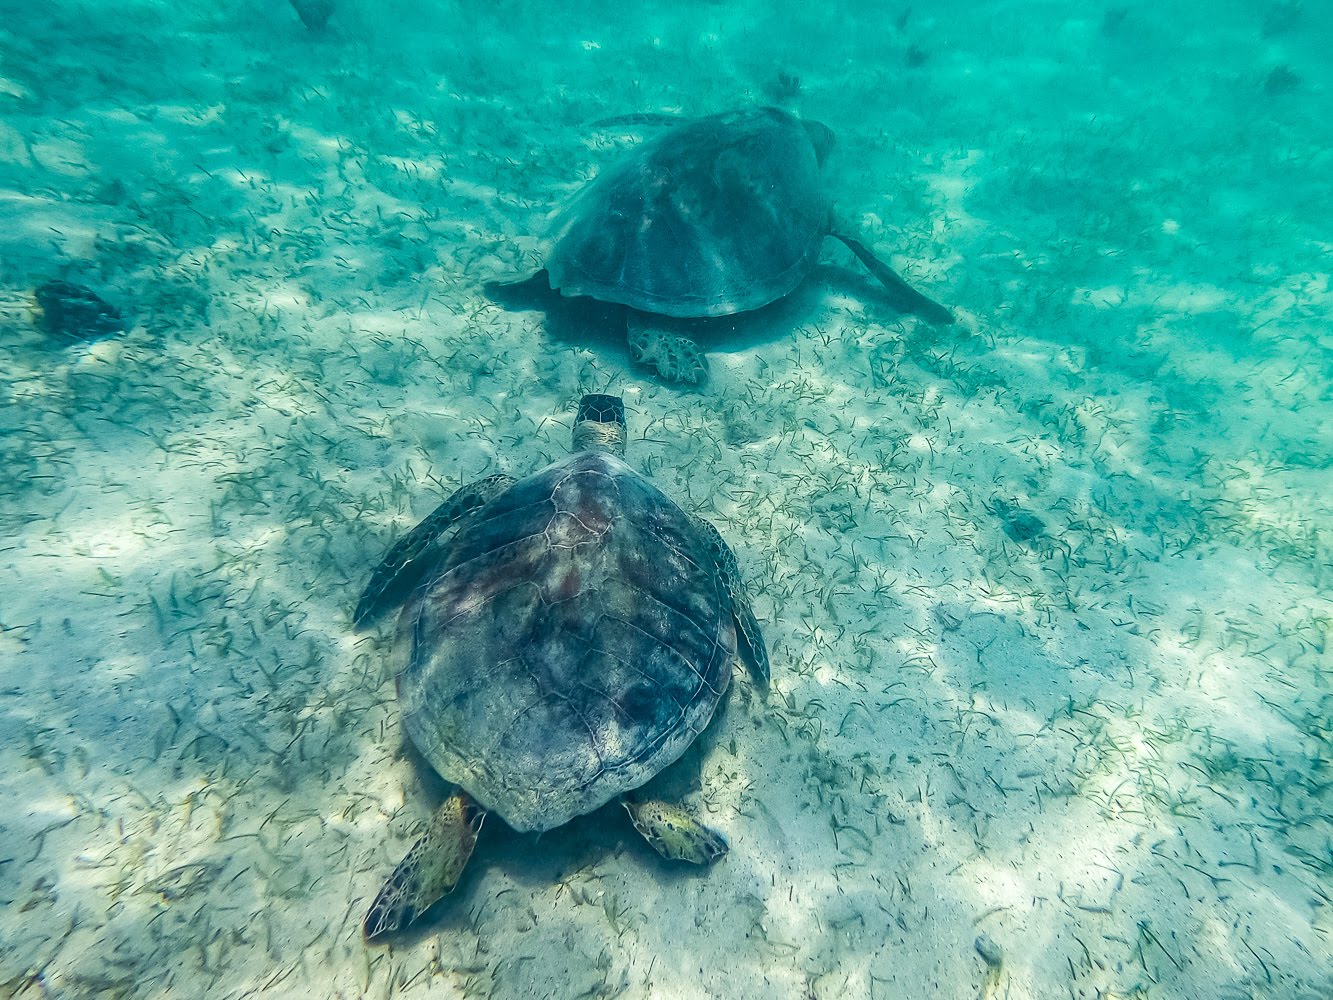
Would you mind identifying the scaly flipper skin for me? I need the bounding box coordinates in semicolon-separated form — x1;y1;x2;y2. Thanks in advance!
693;515;770;686
363;792;485;942
353;474;515;629
831;231;955;326
626;320;709;386
623;799;728;863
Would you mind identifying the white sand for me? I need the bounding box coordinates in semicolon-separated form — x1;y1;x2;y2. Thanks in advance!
1;1;1330;998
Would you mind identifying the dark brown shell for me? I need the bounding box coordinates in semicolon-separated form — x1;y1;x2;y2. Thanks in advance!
396;451;735;832
545;107;830;318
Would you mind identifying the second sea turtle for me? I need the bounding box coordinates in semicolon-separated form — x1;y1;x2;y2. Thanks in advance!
489;106;954;384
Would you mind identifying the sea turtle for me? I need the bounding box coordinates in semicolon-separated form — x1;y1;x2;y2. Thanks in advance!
488;106;954;385
354;394;769;940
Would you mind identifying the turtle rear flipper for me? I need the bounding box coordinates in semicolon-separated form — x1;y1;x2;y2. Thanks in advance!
627;319;709;385
623;799;728;864
363;792;484;942
831;232;954;326
354;474;515;629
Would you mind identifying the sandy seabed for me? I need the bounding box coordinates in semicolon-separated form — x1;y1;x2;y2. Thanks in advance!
1;1;1330;998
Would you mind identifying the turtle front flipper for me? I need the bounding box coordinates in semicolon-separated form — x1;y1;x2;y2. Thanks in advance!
830;232;955;326
692;516;770;686
627;318;709;385
623;799;728;864
730;595;770;688
590;112;685;129
483;270;555;309
363;792;485;942
354;474;515;629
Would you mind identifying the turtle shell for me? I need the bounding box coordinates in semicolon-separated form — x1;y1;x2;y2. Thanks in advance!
396;450;735;833
545;106;830;318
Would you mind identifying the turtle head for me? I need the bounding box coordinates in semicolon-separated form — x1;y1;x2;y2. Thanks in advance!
802;119;836;166
572;394;628;457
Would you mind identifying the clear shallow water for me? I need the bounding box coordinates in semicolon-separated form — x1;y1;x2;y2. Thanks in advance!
0;1;1329;997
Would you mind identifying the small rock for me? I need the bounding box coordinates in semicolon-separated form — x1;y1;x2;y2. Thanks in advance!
33;280;125;342
991;497;1046;543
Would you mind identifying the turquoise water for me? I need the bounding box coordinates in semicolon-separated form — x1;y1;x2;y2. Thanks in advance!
1;1;1330;997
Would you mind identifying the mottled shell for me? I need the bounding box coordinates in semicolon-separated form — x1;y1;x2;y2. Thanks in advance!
545;107;830;318
397;451;735;833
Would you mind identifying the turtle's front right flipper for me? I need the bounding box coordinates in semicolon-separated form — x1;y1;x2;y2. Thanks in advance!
832;232;955;326
692;515;770;686
363;791;485;942
353;474;515;629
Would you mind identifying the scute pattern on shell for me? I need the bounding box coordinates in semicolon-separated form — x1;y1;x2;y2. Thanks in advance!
397;451;735;832
545;107;829;318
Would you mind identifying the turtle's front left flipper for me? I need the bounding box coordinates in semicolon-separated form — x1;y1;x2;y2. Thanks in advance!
363;791;485;942
354;474;515;629
590;112;685;129
832;232;955;326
